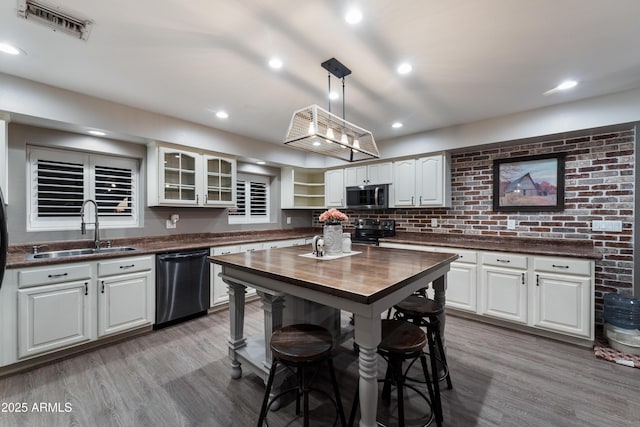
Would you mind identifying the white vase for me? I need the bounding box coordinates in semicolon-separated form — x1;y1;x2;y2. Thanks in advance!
323;224;343;256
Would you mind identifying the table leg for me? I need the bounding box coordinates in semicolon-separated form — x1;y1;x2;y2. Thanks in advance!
432;274;447;344
257;291;285;369
353;314;381;427
226;280;247;379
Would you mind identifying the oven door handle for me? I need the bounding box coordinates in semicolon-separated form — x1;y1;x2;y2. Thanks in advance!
374;187;380;206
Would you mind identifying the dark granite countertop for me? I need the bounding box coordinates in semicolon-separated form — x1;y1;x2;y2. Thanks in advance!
7;228;317;269
380;232;601;260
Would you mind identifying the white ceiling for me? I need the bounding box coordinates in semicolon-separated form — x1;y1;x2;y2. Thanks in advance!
1;0;640;146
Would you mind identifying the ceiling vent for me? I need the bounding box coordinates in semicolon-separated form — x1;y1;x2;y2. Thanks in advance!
17;0;93;40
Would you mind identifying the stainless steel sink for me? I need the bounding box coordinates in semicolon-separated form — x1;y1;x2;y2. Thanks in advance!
27;246;138;260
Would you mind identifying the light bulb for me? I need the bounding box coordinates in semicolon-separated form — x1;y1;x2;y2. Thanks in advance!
353;139;360;149
308;122;315;134
340;133;349;144
326;128;335;139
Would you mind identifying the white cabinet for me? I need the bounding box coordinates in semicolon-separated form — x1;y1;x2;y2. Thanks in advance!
147;142;236;207
345;162;392;186
416;154;451;207
18;280;93;359
480;252;528;324
281;167;325;209
16;256;155;360
391;154;451;208
324;169;345;208
97;256;155;337
392;159;417;207
445;249;478;313
531;257;593;339
210;245;240;307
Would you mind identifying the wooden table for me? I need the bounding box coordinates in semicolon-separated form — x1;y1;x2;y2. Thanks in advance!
209;245;457;427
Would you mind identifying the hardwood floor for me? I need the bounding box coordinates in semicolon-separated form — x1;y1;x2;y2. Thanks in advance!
1;302;638;426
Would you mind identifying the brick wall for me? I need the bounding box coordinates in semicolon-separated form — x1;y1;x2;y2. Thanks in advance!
313;127;636;324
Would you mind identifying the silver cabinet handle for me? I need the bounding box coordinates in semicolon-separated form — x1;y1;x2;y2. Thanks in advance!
48;272;68;279
521;273;525;285
84;282;88;296
411;196;414;205
496;259;511;263
101;280;105;294
119;264;135;269
552;264;570;269
419;196;422;205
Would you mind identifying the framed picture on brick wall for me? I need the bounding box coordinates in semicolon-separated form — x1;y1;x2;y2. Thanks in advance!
493;153;565;212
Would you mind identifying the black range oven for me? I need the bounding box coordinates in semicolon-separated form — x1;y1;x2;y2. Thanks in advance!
352;219;396;246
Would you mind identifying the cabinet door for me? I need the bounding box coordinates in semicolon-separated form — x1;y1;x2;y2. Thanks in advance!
392;159;416;207
532;272;591;338
367;162;392;185
203;155;236;206
481;265;527;324
345;166;367;186
98;271;153;337
158;147;200;205
416;155;444;206
446;262;478;312
324;169;345;207
211;245;241;307
18;280;92;358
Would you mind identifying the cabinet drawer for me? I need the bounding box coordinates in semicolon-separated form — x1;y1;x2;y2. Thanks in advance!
98;256;154;277
533;257;592;276
19;263;92;288
239;243;263;253
482;252;528;269
211;245;240;256
447;249;477;264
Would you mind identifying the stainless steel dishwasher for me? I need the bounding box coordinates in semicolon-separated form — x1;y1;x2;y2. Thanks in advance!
155;249;210;328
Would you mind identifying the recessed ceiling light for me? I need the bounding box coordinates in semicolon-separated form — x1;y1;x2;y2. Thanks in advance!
397;63;413;75
543;79;579;95
392;122;403;129
216;111;229;119
344;7;363;24
556;80;578;90
328;91;339;100
256;161;266;165
88;130;106;136
268;57;283;69
0;43;21;55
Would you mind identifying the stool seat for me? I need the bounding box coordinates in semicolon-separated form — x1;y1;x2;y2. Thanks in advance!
394;295;444;318
379;319;427;354
270;324;333;363
258;324;346;427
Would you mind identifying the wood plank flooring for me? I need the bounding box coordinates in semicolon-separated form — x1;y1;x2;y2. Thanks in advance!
0;302;638;426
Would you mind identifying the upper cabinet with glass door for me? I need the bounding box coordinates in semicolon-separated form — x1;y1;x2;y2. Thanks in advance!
203;155;236;206
147;142;236;207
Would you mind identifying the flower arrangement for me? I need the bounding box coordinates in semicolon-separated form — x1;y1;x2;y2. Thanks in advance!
319;208;349;225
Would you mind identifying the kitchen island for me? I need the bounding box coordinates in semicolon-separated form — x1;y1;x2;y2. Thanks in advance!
209;245;457;427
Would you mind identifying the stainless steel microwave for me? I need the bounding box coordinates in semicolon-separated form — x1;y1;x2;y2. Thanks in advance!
346;184;389;210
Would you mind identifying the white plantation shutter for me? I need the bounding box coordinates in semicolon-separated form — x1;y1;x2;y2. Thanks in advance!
28;146;140;231
228;173;270;224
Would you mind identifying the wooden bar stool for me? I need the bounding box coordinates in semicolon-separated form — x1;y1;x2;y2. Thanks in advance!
257;324;347;427
349;319;439;427
393;295;453;425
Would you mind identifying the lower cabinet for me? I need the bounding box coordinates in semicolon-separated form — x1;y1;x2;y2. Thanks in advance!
17;280;93;359
531;257;593;338
480;252;528;324
97;256;155;337
15;255;155;360
380;241;595;343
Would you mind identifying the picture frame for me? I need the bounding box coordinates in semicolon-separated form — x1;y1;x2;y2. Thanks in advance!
493;153;565;212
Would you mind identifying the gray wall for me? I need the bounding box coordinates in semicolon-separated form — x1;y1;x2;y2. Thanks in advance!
6;123;311;244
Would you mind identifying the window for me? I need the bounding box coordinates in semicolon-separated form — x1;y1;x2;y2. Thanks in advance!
228;173;270;224
27;146;140;231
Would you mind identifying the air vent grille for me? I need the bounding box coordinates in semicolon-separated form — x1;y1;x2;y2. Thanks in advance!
17;0;93;40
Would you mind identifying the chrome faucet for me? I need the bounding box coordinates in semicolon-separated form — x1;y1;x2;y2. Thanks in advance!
80;199;101;250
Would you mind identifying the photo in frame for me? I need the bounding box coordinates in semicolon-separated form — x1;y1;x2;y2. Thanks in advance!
493;153;565;212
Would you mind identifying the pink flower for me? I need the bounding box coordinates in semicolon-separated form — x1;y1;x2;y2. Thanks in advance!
319;208;349;223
